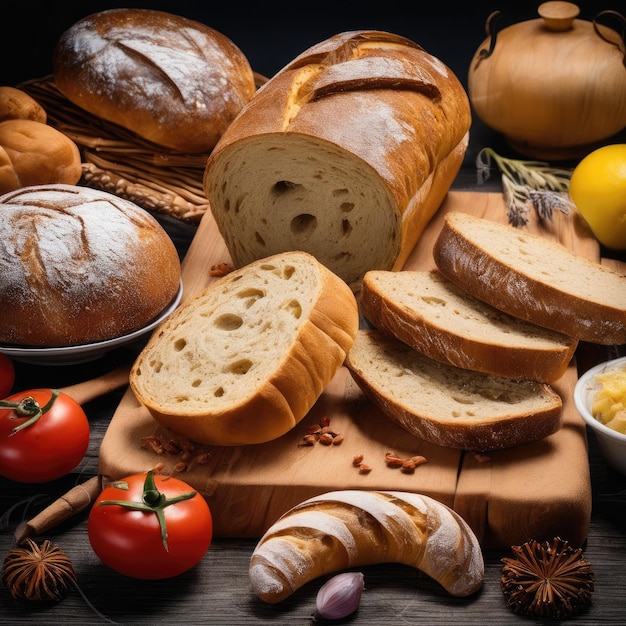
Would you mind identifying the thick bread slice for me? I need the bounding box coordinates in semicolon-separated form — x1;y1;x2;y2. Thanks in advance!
129;251;359;445
345;329;563;451
360;269;578;382
204;30;471;291
433;211;626;345
249;490;484;603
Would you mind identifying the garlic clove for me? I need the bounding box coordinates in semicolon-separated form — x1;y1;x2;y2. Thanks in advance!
315;571;365;620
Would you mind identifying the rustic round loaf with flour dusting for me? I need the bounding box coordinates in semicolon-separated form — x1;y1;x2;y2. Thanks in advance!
52;8;257;153
0;184;181;347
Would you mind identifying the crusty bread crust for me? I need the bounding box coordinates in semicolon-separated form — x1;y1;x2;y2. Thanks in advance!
434;212;626;345
0;119;82;194
249;489;484;603
0;184;181;346
53;8;256;153
204;30;471;290
360;269;578;382
129;251;359;446
345;330;563;451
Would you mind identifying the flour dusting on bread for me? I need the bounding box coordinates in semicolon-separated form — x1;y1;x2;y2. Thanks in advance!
250;490;484;602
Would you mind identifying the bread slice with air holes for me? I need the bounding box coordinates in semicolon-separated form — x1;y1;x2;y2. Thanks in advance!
129;251;359;446
345;329;563;451
433;211;626;345
203;30;471;291
359;268;577;382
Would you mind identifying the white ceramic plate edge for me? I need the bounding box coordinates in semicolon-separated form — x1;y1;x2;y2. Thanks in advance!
0;280;183;365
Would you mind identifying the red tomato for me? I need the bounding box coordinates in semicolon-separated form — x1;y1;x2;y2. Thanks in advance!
88;471;213;579
0;389;90;483
0;353;15;398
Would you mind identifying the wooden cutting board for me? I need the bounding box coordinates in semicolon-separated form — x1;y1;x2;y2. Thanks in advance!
99;191;615;548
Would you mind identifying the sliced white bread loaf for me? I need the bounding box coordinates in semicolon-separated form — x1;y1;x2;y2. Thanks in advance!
345;329;563;451
203;30;471;291
433;211;626;345
129;251;359;445
360;269;578;382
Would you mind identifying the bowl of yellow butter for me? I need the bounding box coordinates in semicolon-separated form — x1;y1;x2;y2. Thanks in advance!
575;356;626;476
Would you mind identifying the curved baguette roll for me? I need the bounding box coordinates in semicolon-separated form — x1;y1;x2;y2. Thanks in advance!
0;119;82;194
345;330;563;451
360;269;578;382
249;490;484;603
433;211;626;345
204;30;471;290
53;8;256;153
130;251;359;445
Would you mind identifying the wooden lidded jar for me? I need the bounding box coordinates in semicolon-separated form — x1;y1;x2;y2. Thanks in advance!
468;2;626;160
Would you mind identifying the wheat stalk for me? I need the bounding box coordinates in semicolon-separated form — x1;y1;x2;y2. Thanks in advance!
476;147;574;227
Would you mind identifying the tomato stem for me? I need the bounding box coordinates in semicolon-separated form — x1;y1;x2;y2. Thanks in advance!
97;471;197;551
0;389;62;435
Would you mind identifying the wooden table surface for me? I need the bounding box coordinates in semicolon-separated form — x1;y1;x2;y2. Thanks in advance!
2;164;626;625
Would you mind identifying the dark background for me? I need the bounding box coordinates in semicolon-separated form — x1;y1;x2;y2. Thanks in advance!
4;1;622;180
1;1;619;89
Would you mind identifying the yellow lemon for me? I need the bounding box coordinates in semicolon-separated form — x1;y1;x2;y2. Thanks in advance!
569;143;626;250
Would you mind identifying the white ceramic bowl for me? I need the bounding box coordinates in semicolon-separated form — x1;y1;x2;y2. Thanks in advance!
0;281;183;366
574;356;626;476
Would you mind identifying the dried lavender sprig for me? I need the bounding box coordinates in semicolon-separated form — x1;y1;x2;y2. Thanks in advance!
476;147;575;225
501;175;530;227
477;147;572;190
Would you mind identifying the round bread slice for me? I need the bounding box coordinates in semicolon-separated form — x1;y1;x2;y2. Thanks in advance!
433;211;626;345
129;251;359;446
360;269;578;382
345;329;563;451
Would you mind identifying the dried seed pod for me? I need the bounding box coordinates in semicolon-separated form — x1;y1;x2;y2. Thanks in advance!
2;538;77;603
501;536;594;619
385;452;405;468
209;263;234;277
318;433;334;446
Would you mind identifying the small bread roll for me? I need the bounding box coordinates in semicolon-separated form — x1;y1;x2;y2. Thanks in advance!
0;119;82;194
0;86;47;123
